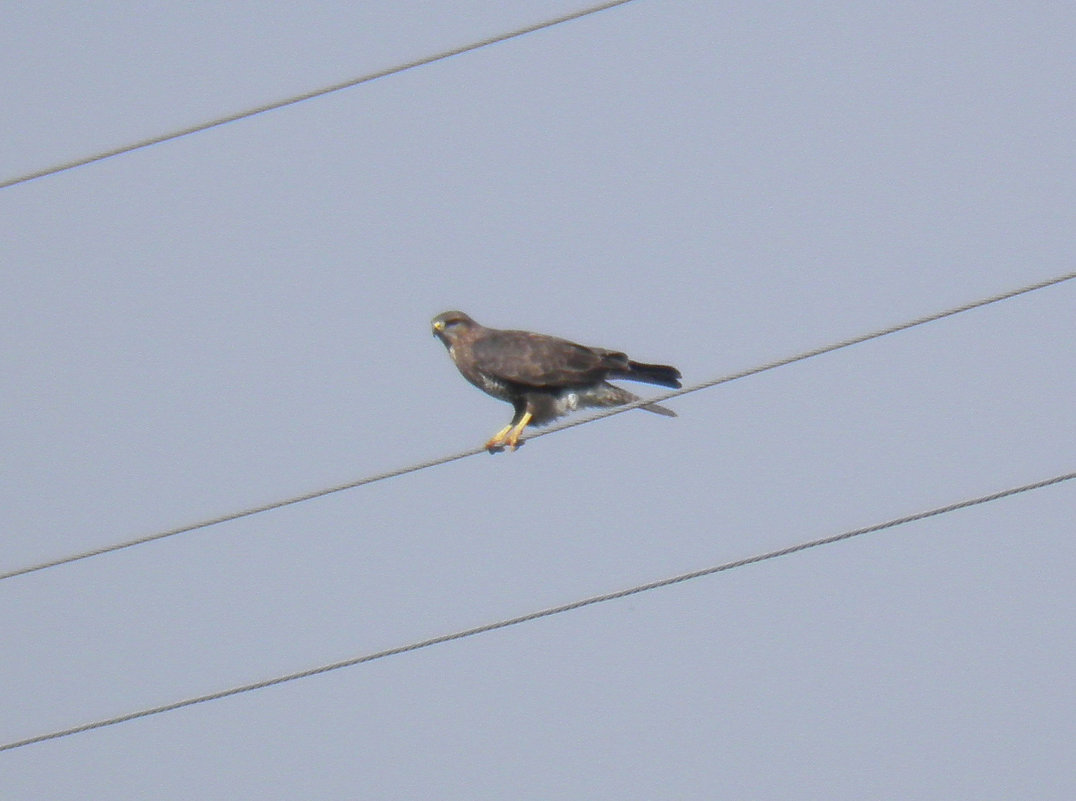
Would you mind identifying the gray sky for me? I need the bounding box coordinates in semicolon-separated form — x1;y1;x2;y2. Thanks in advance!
3;1;1074;798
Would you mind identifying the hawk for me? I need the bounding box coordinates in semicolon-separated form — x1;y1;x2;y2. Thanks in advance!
432;311;681;452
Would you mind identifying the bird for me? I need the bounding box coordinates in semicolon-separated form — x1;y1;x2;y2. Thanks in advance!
432;311;681;452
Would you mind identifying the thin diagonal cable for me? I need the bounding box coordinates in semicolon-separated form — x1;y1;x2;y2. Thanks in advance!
2;270;1072;583
2;470;1071;753
524;269;1076;442
0;0;639;189
0;445;489;581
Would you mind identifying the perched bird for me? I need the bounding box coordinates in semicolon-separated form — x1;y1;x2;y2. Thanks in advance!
432;311;681;452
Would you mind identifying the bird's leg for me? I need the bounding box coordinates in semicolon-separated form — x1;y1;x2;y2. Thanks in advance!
486;404;533;454
504;411;533;451
484;424;514;453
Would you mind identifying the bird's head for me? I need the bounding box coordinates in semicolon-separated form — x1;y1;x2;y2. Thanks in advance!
432;310;476;347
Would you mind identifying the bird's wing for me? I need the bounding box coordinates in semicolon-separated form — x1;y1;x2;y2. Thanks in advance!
470;330;615;387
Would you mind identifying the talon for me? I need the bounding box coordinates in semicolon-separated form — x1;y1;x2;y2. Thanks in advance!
485;411;532;453
484;424;513;453
504;411;532;452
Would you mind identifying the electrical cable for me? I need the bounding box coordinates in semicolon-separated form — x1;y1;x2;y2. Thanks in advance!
1;469;1071;753
2;270;1071;583
530;269;1076;435
0;0;640;189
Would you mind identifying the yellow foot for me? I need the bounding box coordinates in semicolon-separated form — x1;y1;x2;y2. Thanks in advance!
485;412;532;454
485;434;526;453
503;411;532;452
484;424;513;453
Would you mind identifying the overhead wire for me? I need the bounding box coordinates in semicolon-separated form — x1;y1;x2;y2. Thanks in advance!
1;469;1071;753
0;0;640;189
526;269;1076;438
2;270;1072;583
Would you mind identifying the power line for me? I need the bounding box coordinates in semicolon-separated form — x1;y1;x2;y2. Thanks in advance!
2;271;1073;583
528;269;1076;436
2;469;1071;753
0;0;640;190
0;447;484;581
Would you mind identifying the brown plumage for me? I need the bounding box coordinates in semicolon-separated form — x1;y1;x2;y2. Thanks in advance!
432;311;681;452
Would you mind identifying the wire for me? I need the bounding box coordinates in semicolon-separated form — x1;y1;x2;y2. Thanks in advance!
0;448;483;581
1;469;1071;753
527;269;1076;437
2;270;1072;583
0;1;640;189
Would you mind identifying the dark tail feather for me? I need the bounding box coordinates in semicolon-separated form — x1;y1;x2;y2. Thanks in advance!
612;361;682;388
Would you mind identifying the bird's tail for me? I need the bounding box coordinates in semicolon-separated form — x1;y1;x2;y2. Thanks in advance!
611;361;682;388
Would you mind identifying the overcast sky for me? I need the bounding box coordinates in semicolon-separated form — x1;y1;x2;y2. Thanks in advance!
2;2;1074;798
